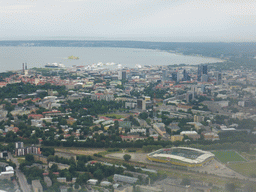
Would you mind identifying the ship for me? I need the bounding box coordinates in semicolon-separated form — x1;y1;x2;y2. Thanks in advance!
45;63;65;68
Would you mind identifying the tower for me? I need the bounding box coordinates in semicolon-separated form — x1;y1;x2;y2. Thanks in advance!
216;72;222;85
202;65;207;74
183;69;189;81
198;64;207;81
197;65;202;81
172;72;177;82
22;63;25;75
122;71;126;80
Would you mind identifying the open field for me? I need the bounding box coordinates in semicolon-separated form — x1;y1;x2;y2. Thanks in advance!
229;162;256;177
101;113;126;119
17;157;25;164
105;152;148;163
55;148;106;156
213;151;246;163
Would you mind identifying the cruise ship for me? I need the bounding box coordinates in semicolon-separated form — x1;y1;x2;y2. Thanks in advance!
45;63;65;68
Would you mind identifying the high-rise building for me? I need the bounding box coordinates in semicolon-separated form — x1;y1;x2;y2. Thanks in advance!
137;99;146;111
198;64;207;81
172;72;177;82
186;91;194;103
162;70;168;81
118;70;127;80
182;69;190;81
202;65;207;74
216;72;222;85
197;65;202;81
201;84;206;93
122;71;126;80
15;142;24;149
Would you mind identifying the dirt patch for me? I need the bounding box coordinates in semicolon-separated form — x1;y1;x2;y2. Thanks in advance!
55;148;106;156
106;152;148;163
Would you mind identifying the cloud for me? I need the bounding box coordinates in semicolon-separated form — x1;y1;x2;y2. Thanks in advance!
0;4;35;13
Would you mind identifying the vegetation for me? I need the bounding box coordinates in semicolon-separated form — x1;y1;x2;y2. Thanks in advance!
213;151;246;163
0;82;67;99
123;154;131;161
229;162;256;177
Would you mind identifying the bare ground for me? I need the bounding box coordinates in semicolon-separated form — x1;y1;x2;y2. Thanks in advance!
55;148;106;156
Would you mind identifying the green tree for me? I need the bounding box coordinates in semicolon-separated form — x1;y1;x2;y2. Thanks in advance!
180;178;191;186
225;183;236;192
139;112;148;120
50;164;58;172
123;154;131;161
25;154;34;163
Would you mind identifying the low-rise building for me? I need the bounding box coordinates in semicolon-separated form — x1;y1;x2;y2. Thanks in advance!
180;131;200;141
87;179;98;185
171;135;184;142
113;174;138;184
202;132;219;141
44;176;52;187
57;177;67;183
135;185;162;192
114;185;133;192
32;180;43;192
153;123;166;137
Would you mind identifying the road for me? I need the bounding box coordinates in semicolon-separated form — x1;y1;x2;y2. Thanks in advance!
9;153;31;192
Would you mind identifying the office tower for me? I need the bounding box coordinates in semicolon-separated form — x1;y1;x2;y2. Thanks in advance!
197;65;202;81
202;65;207;74
216;72;222;85
198;64;208;81
122;71;126;80
172;72;177;82
182;69;190;81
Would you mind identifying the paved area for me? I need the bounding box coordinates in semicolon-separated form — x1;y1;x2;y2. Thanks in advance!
9;153;31;192
189;159;247;179
106;152;148;163
106;152;249;180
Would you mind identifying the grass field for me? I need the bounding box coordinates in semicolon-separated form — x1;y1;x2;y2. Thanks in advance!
101;113;126;119
229;162;256;177
213;151;246;163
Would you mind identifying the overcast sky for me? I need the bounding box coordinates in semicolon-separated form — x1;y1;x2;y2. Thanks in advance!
0;0;255;42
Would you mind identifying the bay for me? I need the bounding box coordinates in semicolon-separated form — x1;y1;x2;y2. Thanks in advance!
0;46;223;72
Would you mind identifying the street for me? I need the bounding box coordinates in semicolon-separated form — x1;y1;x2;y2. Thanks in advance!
9;153;31;192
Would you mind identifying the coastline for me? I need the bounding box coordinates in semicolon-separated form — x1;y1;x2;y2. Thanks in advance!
0;45;225;72
164;49;225;64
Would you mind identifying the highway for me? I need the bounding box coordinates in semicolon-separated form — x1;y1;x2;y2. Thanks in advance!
9;153;31;192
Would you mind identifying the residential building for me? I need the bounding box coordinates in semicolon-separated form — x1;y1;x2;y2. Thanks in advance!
171;135;184;142
32;180;43;192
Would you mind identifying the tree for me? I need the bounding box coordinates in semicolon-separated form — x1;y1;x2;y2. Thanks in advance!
93;169;104;181
123;154;131;161
50;164;58;172
180;178;191;186
225;183;236;192
25;154;34;163
139;112;148;120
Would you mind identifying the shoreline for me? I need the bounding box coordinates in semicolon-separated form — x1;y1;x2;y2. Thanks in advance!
0;46;225;73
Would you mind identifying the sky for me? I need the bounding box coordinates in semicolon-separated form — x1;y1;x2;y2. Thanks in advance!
0;0;255;42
